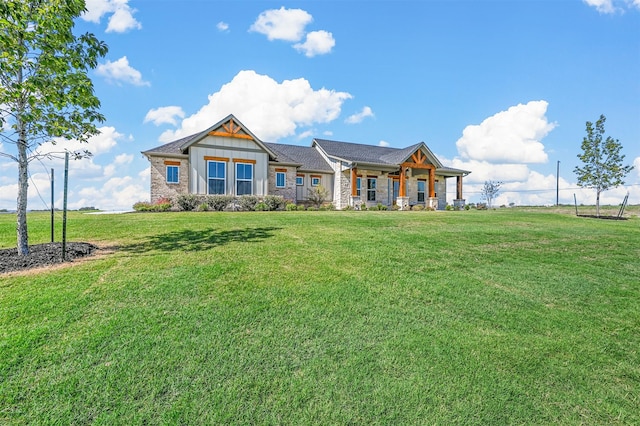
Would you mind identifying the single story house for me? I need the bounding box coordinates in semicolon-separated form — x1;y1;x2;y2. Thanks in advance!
142;114;470;210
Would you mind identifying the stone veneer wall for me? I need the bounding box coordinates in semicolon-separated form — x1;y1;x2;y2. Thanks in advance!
267;165;297;202
149;156;189;202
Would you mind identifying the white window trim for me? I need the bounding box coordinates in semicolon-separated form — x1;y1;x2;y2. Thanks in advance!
296;175;304;186
311;176;321;187
367;178;376;201
207;160;226;195
276;172;286;188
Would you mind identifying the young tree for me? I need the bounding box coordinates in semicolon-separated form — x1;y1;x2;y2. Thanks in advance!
0;0;108;255
480;180;502;209
574;115;633;217
307;185;329;209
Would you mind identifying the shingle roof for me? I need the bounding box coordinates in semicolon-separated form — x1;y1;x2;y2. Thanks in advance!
264;142;333;172
142;133;199;156
313;138;436;166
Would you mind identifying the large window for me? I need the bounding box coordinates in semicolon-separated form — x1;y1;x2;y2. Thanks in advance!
276;172;286;188
417;180;426;202
208;161;226;194
367;178;376;201
236;162;253;195
166;165;179;184
356;177;361;197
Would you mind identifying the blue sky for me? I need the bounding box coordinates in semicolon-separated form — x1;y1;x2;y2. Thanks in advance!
1;0;639;210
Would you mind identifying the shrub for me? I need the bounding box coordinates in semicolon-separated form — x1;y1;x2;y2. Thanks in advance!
343;205;353;211
196;203;209;212
306;206;317;211
286;203;298;211
445;204;453;211
391;204;400;211
296;204;306;211
464;204;471;211
412;204;424;211
263;195;285;211
176;194;201;211
238;195;259;211
133;198;172;212
255;202;268;211
206;195;234;211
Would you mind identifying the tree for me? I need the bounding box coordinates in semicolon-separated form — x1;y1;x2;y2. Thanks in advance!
307;185;329;209
0;0;108;255
480;180;502;209
574;115;633;217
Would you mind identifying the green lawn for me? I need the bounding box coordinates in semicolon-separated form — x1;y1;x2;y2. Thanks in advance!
1;209;639;424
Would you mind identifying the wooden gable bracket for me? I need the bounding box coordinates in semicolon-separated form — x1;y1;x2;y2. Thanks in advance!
208;118;254;140
411;150;427;165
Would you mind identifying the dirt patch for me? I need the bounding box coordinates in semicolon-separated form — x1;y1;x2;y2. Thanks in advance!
576;215;628;220
0;242;98;275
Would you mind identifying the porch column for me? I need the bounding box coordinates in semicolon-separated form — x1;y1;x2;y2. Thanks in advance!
454;175;466;209
396;166;410;210
350;167;361;209
351;167;358;197
428;168;435;198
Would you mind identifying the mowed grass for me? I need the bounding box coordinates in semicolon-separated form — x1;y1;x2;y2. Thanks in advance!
1;209;639;424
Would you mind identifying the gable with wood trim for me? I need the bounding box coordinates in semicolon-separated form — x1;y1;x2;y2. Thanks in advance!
142;114;469;210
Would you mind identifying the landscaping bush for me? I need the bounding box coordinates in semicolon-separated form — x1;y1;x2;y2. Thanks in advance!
412;205;424;211
176;194;201;211
196;203;209;212
255;202;268;211
133;198;172;212
285;203;298;211
204;195;235;211
263;195;285;211
296;204;306;211
238;195;259;211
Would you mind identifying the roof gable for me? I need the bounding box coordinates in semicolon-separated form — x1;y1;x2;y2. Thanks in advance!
180;114;277;158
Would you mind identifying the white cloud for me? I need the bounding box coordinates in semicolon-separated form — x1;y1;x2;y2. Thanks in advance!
73;176;148;210
634;157;640;177
456;100;555;164
82;0;141;33
345;106;374;124
217;22;229;32
250;7;312;41
159;70;352;142
144;106;186;126
297;129;314;140
96;56;150;86
293;30;335;57
584;0;617;13
378;140;390;147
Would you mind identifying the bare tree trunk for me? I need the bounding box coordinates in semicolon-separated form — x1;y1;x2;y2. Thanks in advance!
17;127;29;256
596;189;600;217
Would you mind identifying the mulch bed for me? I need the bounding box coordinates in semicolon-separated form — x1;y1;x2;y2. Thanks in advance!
0;242;98;274
576;215;628;220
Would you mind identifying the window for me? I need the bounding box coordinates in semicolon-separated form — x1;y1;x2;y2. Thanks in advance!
417;180;426;202
296;175;304;186
208;161;226;194
311;176;321;186
356;177;361;196
276;172;286;188
236;162;253;195
166;165;179;184
367;178;376;201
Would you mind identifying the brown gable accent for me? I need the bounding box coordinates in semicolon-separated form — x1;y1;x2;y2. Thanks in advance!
204;156;229;162
164;160;181;166
208;117;254;140
233;158;257;164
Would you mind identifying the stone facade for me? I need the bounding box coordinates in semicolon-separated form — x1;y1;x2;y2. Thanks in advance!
268;165;297;202
149;156;189;202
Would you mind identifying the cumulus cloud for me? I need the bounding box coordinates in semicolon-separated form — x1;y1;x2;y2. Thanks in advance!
294;30;336;57
73;176;148;210
250;7;334;56
250;7;312;41
96;56;150;86
378;140;390;147
345;106;374;124
634;157;640;178
583;0;640;13
159;70;352;142
82;0;142;33
456;100;555;164
217;22;229;32
144;106;186;126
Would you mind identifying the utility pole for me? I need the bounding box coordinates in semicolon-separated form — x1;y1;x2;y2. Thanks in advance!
556;160;560;206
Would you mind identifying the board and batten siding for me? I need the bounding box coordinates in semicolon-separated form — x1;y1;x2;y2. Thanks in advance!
189;135;269;196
